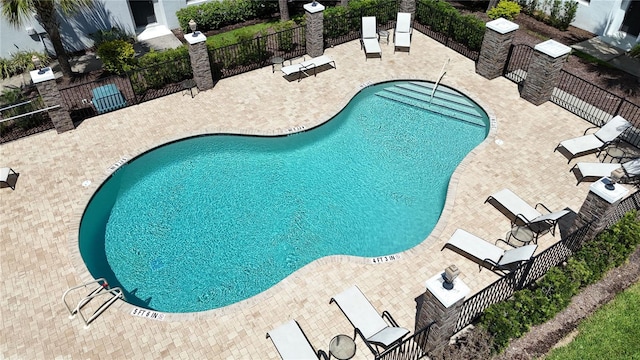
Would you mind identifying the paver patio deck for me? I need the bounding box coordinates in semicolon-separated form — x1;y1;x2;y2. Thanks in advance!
1;31;597;359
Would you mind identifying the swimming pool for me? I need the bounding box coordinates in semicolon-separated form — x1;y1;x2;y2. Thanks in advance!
79;81;489;313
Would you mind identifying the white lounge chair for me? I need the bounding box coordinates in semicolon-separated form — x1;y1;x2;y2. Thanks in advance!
0;167;18;190
442;229;538;274
330;285;409;355
361;16;382;60
394;12;412;53
485;189;569;238
571;158;640;184
266;320;328;360
554;115;631;163
280;55;336;82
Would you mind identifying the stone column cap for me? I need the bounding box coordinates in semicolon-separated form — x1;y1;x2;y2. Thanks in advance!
486;18;519;34
185;32;207;45
534;39;572;58
30;68;55;83
425;273;470;308
590;177;630;203
304;2;325;13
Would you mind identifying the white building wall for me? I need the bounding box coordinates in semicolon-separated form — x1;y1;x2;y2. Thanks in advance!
572;0;639;48
0;0;136;59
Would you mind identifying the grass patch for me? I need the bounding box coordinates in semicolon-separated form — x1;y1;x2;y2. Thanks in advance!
526;29;549;41
546;281;640;359
207;21;278;46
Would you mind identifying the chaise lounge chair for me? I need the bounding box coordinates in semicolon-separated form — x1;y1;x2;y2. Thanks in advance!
280;55;336;82
442;229;538;274
361;16;382;60
571;157;640;185
554;115;631;163
266;320;329;360
330;285;409;355
0;167;18;190
394;12;412;53
485;189;569;238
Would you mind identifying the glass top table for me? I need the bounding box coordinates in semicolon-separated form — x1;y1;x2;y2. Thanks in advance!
329;334;356;360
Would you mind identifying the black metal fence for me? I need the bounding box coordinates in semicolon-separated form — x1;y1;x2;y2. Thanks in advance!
503;44;534;84
209;25;306;80
129;55;192;103
501;43;640;146
323;1;397;48
377;321;435;360
58;56;192;123
454;190;640;333
414;0;485;61
0;87;54;144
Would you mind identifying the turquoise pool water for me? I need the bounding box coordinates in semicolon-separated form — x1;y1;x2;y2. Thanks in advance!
79;81;489;313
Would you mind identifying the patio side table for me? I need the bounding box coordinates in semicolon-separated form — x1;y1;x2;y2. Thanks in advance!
329;334;356;360
181;79;197;98
379;30;390;44
271;56;284;73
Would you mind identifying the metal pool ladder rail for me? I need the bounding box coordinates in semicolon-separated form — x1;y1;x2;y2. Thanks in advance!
429;58;450;104
62;278;123;328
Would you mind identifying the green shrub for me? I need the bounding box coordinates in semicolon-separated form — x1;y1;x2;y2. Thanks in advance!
0;50;51;79
274;21;295;52
487;0;522;20
131;46;192;93
90;26;134;49
630;44;640;58
175;0;277;33
480;211;640;353
97;40;136;75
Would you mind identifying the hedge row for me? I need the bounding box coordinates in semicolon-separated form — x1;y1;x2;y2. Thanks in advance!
175;0;277;33
480;211;640;353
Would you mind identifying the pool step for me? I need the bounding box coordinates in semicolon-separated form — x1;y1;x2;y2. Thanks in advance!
382;87;483;119
375;84;487;128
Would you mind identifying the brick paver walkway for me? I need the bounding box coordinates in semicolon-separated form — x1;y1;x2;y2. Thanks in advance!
1;31;596;359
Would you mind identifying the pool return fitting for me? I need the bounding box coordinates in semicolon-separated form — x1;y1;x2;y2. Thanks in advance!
62;278;123;328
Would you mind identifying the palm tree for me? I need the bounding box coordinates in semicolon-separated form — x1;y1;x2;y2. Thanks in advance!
278;0;289;21
1;0;92;79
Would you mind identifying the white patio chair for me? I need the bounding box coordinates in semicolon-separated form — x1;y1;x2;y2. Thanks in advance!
394;12;412;53
0;167;18;190
361;16;382;60
442;229;538;274
266;320;328;360
554;115;631;163
571;157;640;184
485;189;569;237
330;285;409;356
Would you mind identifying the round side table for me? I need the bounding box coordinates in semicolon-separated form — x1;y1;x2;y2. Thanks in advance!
378;30;390;44
271;56;284;73
329;334;356;360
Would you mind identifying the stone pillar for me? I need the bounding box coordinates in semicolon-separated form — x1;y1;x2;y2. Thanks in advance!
476;18;519;80
520;40;571;105
416;272;470;357
399;0;416;15
571;177;631;241
30;68;74;133
304;2;325;58
186;32;214;91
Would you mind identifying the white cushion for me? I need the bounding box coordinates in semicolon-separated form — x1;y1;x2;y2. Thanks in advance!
267;320;318;360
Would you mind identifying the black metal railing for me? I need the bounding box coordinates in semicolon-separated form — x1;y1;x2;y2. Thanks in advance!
503;44;534;84
414;0;485;61
209;25;305;81
58;75;136;123
0;90;54;143
128;55;193;103
376;321;435;360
